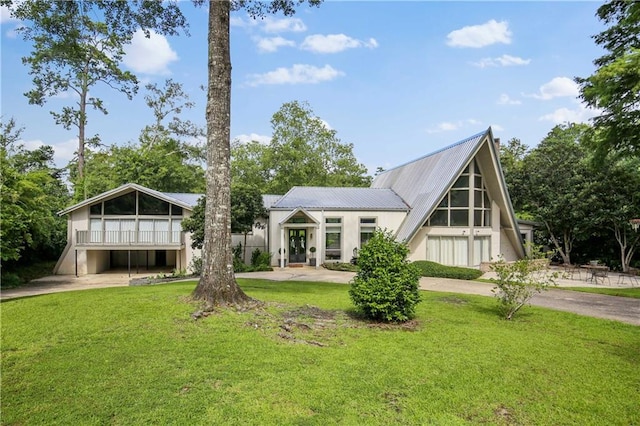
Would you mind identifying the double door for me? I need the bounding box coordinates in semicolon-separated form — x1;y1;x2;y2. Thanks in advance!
288;229;307;263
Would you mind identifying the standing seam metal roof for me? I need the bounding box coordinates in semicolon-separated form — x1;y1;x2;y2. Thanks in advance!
271;186;409;210
371;129;489;241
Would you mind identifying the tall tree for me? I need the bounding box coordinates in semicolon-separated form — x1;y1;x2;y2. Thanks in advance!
231;101;371;194
584;156;640;272
193;0;321;307
0;117;69;262
231;184;266;262
79;80;206;200
576;1;640;158
522;123;593;265
499;137;529;214
7;0;187;195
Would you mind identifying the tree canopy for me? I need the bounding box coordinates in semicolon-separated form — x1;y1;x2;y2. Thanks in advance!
0;117;69;263
78;80;205;200
7;0;188;193
232;101;371;194
577;0;640;158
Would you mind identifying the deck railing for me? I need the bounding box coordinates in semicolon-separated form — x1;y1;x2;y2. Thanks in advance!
76;230;183;246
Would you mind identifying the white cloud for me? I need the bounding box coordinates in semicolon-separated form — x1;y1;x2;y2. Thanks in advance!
529;77;579;100
0;5;17;23
473;54;530;68
446;20;512;48
123;29;178;75
301;34;378;53
246;64;344;86
21;137;78;167
539;102;600;124
256;36;295;53
427;119;482;134
261;16;306;33
497;94;521;105
233;133;272;145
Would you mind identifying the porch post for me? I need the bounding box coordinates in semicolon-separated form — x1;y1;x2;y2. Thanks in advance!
280;226;286;269
128;250;131;277
75;249;78;277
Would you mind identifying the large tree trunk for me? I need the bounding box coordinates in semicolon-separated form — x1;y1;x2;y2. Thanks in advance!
192;0;250;306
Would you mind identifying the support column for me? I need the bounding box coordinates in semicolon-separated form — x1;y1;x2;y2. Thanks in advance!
75;249;78;277
280;227;286;269
128;250;131;277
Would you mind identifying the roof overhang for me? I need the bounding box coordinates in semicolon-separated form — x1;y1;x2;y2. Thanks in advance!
58;183;195;216
278;207;321;226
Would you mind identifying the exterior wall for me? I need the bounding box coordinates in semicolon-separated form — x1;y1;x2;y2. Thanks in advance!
87;250;110;273
499;229;519;262
231;218;269;264
268;209;407;267
54;207;91;275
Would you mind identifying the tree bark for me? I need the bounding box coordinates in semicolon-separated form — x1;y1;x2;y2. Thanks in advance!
192;0;250;306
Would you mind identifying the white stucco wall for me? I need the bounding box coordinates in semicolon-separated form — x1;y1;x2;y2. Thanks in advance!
268;209;407;267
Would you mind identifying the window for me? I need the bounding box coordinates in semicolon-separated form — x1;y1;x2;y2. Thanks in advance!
90;204;102;215
104;192;136;215
325;218;342;261
139;192;169;215
426;159;491;227
359;217;377;247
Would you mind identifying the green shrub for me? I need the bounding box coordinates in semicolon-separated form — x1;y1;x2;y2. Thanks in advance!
0;273;22;289
491;248;557;320
189;257;202;276
322;262;359;272
251;248;271;267
349;230;421;322
412;260;483;280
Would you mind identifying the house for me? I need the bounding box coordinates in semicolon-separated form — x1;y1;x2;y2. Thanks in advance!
55;127;525;275
54;184;201;275
269;128;525;268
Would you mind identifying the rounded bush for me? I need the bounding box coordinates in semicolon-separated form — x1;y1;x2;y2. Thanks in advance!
349;230;421;322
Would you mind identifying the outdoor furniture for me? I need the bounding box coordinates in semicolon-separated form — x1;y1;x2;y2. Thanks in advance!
561;264;582;280
617;267;639;286
581;264;611;285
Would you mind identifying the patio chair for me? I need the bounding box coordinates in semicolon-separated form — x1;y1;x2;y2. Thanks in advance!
593;267;611;285
562;264;582;280
617;268;639;287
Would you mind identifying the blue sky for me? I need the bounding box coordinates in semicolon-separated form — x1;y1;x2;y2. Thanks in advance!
1;1;605;174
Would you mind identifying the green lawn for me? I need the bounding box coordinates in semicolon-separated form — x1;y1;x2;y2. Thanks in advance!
2;279;639;425
556;286;640;299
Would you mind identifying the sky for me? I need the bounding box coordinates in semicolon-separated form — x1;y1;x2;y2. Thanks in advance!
1;1;606;175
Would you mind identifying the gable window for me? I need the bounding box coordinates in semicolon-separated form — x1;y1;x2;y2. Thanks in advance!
359;217;377;247
139;192;169;215
325;218;342;261
104;192;136;215
426;160;491;227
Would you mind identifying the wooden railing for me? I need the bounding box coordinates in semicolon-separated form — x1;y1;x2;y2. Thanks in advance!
76;230;183;246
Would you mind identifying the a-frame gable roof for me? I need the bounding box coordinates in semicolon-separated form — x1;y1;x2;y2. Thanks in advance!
372;128;523;257
58;183;201;216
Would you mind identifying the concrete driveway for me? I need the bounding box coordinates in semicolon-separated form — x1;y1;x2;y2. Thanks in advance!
2;267;638;326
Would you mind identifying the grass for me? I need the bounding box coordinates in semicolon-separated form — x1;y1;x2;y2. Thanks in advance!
2;279;639;425
556;286;640;299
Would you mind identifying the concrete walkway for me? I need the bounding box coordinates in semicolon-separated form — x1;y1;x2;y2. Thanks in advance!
2;267;638;326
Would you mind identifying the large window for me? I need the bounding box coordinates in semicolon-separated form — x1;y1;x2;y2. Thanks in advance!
325;218;342;261
427;160;491;227
89;191;184;218
359;217;377;247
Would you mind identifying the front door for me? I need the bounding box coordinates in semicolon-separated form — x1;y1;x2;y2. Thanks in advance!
288;229;306;263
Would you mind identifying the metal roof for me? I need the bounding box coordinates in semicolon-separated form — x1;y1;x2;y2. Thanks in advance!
162;192;202;208
262;194;282;209
58;183;202;215
272;186;409;210
372;129;488;241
